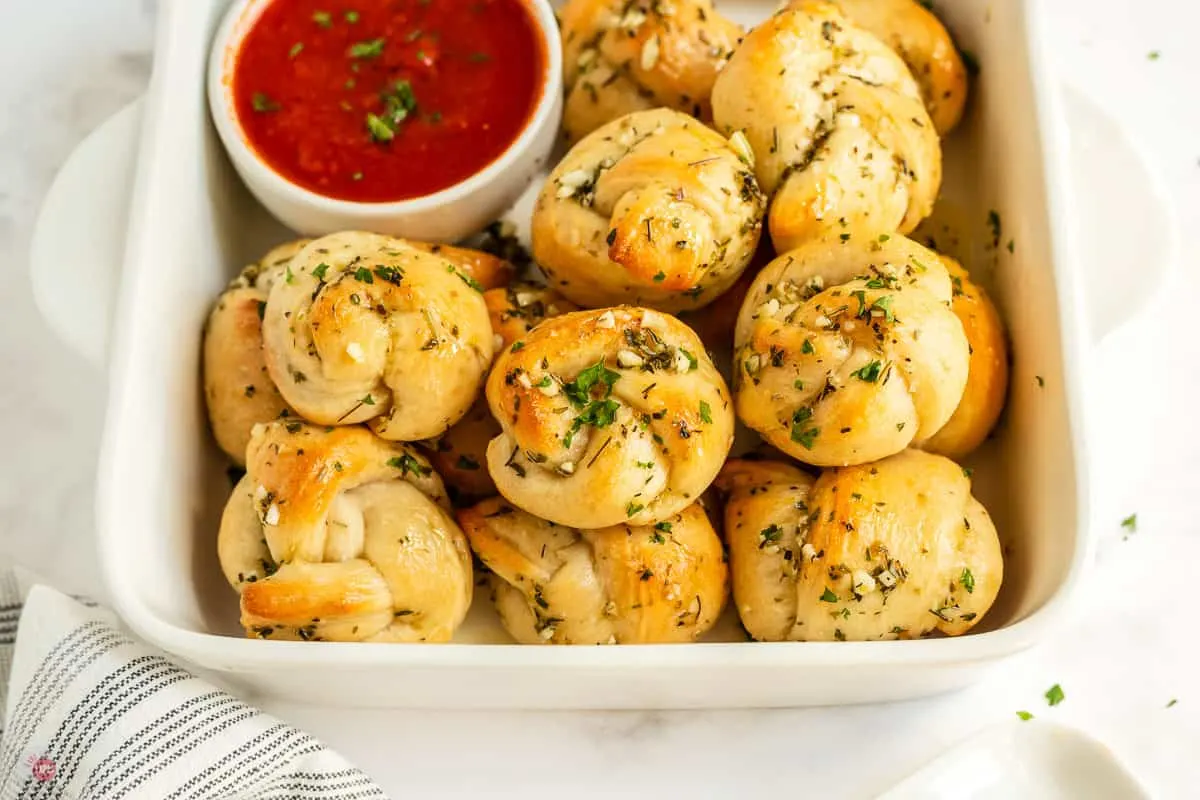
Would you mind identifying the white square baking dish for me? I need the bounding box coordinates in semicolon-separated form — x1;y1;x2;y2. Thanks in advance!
96;0;1089;708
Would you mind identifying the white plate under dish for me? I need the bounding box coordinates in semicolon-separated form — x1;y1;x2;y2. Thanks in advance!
881;722;1151;800
80;0;1166;708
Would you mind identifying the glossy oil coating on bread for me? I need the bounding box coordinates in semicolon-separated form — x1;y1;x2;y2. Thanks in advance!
921;258;1008;459
459;497;727;643
560;0;743;143
717;452;1001;641
532;108;765;312
486;307;734;528
261;231;494;441
820;0;968;135
733;234;968;466
711;1;941;253
203;240;308;464
217;421;473;642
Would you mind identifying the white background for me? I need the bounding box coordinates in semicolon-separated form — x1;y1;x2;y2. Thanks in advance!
1;0;1197;796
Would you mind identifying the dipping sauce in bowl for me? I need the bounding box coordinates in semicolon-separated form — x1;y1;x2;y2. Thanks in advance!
231;0;547;203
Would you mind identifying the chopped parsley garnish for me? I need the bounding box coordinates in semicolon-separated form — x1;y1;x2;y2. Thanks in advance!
650;532;665;544
251;92;280;113
564;361;620;407
801;339;815;354
349;38;386;59
871;295;895;322
284;265;295;284
1121;513;1138;534
366;81;418;142
699;401;713;424
288;42;304;58
510;341;524;352
627;501;645;517
819;588;838;603
450;266;484;293
655;521;673;533
564;399;619;447
1148;50;1161;60
851;360;883;382
653;271;666;282
759;524;782;547
366;113;395;142
311;263;329;281
792;422;820;448
561;362;622;447
374;265;402;284
354;266;374;283
361;394;375;405
312;10;333;27
384;80;417;118
680;348;699;371
960;567;975;593
1045;684;1065;707
1167;698;1178;708
1016;710;1034;721
388;453;432;477
344;10;360;22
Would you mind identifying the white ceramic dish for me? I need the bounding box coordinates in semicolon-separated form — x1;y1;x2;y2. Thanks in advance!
205;0;562;242
95;0;1094;708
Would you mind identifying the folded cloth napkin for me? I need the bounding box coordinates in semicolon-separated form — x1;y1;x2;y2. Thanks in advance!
0;574;388;799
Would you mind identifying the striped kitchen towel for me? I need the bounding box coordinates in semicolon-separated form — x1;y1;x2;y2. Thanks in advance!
0;579;388;799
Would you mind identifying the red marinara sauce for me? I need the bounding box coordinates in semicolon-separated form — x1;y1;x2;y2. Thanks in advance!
232;0;546;203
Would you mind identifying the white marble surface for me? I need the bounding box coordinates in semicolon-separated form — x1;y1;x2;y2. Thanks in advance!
2;0;1199;796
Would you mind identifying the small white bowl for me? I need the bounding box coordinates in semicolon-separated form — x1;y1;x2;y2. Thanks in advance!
207;0;562;242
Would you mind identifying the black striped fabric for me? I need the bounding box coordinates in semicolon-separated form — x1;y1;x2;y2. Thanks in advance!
0;584;389;799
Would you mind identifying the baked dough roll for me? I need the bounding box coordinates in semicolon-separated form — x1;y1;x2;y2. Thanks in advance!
204;240;308;464
922;258;1008;459
716;452;1001;641
711;1;941;253
560;0;743;143
733;234;968;467
819;0;968;135
532;108;766;312
262;231;494;441
486;307;734;528
218;421;472;642
459;497;727;643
